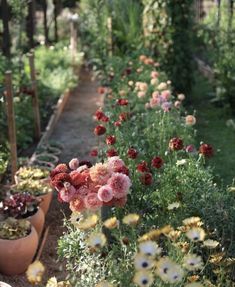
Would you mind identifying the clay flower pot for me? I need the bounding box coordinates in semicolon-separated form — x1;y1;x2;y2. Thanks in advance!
28;207;45;237
38;191;53;215
0;282;12;287
0;226;38;275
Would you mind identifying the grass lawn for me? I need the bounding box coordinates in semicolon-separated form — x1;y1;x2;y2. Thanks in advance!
190;72;235;187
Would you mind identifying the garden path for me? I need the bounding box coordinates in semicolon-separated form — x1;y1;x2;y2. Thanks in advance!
0;69;104;286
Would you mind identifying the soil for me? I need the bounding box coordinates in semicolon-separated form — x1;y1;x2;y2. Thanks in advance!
0;69;104;286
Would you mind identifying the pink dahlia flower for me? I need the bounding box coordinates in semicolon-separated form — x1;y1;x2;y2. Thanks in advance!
69;197;85;212
90;163;112;185
97;185;113;202
84;193;102;210
108;156;125;172
108;173;131;199
69;158;79;170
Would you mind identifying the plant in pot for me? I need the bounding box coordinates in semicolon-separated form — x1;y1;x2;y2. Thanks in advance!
14;166;50;184
12;179;53;215
0;192;45;236
0;217;38;275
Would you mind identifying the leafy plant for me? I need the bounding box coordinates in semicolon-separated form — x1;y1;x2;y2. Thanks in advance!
0;217;31;240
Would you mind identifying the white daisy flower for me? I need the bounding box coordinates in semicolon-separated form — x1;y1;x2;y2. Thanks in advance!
134;253;155;270
186;227;205;242
133;270;154;287
138;240;162;257
183;254;203;271
203;239;220;249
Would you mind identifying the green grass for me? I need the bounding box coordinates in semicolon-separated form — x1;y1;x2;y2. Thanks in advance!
190;72;235;186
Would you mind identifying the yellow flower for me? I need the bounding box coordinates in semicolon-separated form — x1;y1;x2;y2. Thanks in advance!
183;254;203;271
166;230;181;241
187;275;200;283
103;217;119;229
75;214;99;230
46;277;72;287
87;232;107;250
186;227;205;242
26;260;45;284
183;217;202;227
134;253;155;270
209;253;224;264
133;270;154;287
138;225;172;242
96;281;114;287
122;213;140;226
138;240;162;257
203;239;219;249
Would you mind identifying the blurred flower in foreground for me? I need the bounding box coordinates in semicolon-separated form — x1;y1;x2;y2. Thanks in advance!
26;260;45;285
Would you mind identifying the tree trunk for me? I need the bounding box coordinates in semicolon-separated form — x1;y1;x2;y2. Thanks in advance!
26;0;36;49
53;0;59;42
1;0;11;58
42;0;49;45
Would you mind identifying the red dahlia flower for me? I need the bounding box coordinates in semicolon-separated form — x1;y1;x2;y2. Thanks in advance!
199;143;214;158
90;149;98;157
117;99;128;106
137;161;149;173
101;115;109;122
94;125;106;136
106;135;116;145
127;148;138;159
169;137;184;151
95;110;105;121
114;121;122;127
51;173;72;190
106;148;118;157
119;112;129;122
151;156;164;169
140;173;153;185
115;165;129;176
50;163;69;179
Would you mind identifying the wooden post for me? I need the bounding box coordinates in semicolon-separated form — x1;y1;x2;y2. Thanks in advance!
70;20;77;64
107;17;113;57
29;51;41;141
5;71;17;183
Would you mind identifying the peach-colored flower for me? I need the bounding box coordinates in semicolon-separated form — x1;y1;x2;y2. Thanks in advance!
84;193;102;210
70;197;85;212
152;91;160;99
108;173;131;199
158;82;167;90
161;90;171;100
97;185;113;202
178;93;185;101
174;101;181;109
139;82;148;92
185;115;196;126
69;158;79;170
90;163;112;185
138;91;146;98
151;71;159;79
150;78;158;86
150;98;160;108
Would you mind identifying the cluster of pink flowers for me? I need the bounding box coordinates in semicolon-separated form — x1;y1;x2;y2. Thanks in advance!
50;157;131;212
146;88;172;112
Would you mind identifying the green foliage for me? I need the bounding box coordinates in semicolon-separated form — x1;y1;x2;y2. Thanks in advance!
0;217;31;240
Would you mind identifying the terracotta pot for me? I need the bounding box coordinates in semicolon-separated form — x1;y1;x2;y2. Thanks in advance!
0;282;12;287
0;226;38;275
38;191;53;215
28;207;45;237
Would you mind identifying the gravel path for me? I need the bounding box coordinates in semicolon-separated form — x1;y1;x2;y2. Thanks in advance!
0;69;103;286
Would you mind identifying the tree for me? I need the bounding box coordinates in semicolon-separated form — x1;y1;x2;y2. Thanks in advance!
1;0;11;58
26;0;36;49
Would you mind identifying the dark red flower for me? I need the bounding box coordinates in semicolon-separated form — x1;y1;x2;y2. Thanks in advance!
127;148;138;159
140;173;153;185
106;135;116;145
137;161;149;173
101;115;109;122
117;99;128;106
94;125;106;136
90;149;98;157
95;110;105;121
115;165;129;176
151;156;164;169
51;173;72;190
70;170;90;188
106;148;118;157
50;163;69;179
169;137;184;151
119;112;129;122
199;143;214;158
114;121;122;127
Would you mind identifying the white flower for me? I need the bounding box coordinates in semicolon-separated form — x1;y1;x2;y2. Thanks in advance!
183;254;203;271
186;227;205;242
133;270;154;287
134;253;155;270
138;240;162;257
167;202;180;210
87;233;106;249
176;159;187;166
203;239;220;249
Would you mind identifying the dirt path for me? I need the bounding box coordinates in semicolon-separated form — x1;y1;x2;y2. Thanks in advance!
0;69;104;286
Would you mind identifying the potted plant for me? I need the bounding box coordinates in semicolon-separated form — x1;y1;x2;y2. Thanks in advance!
12;179;53;215
0;192;45;236
14;166;50;184
0;218;38;275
